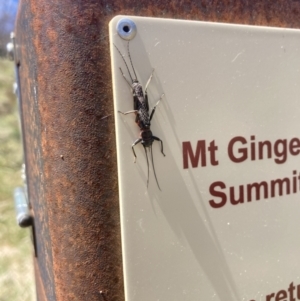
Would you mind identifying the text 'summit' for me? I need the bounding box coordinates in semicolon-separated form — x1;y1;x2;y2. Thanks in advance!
182;136;300;209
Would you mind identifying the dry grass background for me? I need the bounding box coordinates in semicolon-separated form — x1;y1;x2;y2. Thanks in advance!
0;58;35;300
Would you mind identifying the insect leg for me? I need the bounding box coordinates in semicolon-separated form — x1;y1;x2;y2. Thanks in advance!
132;138;142;162
144;69;155;112
150;93;164;121
145;69;155;93
118;110;138;115
152;136;166;157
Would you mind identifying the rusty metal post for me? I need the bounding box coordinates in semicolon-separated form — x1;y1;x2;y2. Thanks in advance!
14;0;300;300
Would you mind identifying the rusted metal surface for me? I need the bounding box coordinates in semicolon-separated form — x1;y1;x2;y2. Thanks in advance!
14;0;300;300
34;258;48;301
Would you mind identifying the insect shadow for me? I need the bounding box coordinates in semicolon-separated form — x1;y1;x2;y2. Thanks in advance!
114;41;166;190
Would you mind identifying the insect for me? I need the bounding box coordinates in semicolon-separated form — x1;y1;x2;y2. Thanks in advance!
114;42;166;190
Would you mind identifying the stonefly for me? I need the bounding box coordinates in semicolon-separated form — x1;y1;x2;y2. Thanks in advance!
114;42;165;190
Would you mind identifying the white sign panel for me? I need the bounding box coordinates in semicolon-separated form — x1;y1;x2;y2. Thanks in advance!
109;16;300;301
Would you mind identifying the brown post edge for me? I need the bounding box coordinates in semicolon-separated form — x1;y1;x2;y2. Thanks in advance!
14;0;300;300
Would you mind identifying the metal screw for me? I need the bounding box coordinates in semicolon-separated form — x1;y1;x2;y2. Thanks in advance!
116;18;137;40
6;42;14;61
6;32;15;61
13;82;18;95
14;187;33;228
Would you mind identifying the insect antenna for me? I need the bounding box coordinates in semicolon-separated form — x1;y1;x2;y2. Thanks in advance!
127;41;138;81
113;43;133;82
144;146;150;188
150;145;161;191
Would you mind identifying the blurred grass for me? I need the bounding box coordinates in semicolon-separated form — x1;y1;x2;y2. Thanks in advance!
0;58;35;301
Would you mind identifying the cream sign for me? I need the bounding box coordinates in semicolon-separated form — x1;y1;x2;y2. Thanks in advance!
110;16;300;301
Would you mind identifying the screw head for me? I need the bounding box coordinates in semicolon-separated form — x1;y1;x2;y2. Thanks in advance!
6;42;14;61
116;18;137;41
